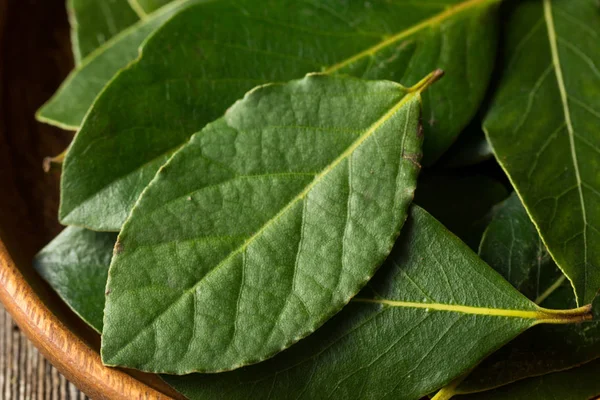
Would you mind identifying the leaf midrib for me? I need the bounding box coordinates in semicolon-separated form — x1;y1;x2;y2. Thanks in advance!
106;86;419;364
64;0;496;226
543;0;588;303
353;297;591;324
53;0;495;129
324;0;499;74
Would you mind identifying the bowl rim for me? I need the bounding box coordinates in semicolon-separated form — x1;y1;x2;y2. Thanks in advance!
0;239;185;400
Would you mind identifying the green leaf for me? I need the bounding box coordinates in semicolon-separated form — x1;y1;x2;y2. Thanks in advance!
483;0;600;305
101;72;434;373
34;227;117;332
479;193;564;303
67;0;139;65
37;0;196;130
31;207;591;397
414;174;508;249
60;0;501;230
163;206;590;398
456;359;600;400
447;194;600;397
131;0;174;14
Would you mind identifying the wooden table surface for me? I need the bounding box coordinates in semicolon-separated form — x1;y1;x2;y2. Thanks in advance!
0;304;87;400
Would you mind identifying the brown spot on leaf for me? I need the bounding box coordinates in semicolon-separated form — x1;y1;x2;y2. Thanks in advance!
402;153;421;169
114;240;124;255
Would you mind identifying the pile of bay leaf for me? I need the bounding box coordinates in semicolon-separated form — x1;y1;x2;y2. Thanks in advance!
33;0;600;398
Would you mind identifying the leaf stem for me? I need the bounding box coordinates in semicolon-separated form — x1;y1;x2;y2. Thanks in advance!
353;298;592;324
409;69;445;94
431;375;462;400
535;303;593;324
43;150;67;173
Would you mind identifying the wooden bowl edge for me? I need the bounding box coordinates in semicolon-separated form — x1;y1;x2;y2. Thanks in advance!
0;239;184;400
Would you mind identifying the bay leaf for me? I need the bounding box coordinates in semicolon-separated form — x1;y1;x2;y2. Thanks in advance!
37;0;197;130
31;206;592;397
163;206;591;398
59;0;501;230
132;0;175;14
414;174;508;249
101;72;436;373
34;226;117;332
478;193;564;303
483;0;600;305
456;358;600;400
68;0;139;65
437;194;600;397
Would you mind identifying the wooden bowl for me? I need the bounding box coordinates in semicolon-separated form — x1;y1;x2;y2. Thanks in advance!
0;1;184;398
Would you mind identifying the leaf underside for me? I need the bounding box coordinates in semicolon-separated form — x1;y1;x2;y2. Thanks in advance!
59;0;500;231
484;0;600;305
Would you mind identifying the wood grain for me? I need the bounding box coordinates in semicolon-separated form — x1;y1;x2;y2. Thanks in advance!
1;303;88;400
0;0;184;398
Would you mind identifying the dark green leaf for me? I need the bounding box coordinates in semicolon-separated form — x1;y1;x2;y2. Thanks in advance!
456;358;600;400
31;207;591;397
132;0;174;14
101;73;433;373
37;0;196;130
414;174;508;249
163;206;589;398
67;0;139;65
60;0;501;230
483;0;600;305
449;195;600;397
34;227;117;332
479;193;563;303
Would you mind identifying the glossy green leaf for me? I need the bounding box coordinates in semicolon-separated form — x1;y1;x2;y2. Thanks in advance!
163;206;590;398
483;0;600;305
456;358;600;400
101;73;433;373
34;227;117;332
414;174;508;249
60;0;500;231
37;0;196;130
67;0;139;65
442;194;600;397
